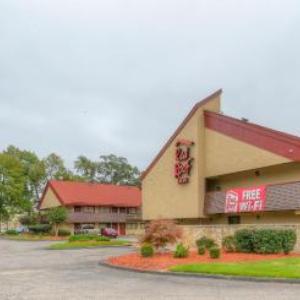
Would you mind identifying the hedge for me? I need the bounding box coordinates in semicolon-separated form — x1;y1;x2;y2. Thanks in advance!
28;224;52;234
233;228;296;254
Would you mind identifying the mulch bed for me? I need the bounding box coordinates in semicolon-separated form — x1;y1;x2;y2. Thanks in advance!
107;250;300;271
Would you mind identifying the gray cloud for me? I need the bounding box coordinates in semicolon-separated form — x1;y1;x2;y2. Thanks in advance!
0;0;300;170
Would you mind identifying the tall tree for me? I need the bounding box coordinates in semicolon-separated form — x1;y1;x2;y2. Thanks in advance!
5;146;46;205
43;153;71;181
97;154;140;186
74;155;98;182
0;153;28;226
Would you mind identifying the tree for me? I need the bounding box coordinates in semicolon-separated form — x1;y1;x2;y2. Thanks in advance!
0;153;28;226
74;155;98;182
97;154;140;186
141;219;182;251
4;145;46;206
43;153;70;181
46;207;67;236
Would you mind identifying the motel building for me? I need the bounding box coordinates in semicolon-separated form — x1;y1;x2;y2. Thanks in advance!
141;89;300;249
39;180;143;236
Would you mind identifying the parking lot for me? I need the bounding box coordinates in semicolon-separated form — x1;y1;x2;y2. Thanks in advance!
1;239;300;300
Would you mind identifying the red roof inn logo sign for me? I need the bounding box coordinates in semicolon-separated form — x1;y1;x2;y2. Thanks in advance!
225;186;266;213
174;139;194;184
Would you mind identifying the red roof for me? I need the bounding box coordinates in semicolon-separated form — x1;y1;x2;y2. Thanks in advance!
205;111;300;161
39;180;141;208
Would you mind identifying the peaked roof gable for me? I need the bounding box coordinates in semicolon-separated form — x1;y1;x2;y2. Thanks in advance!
141;89;222;180
39;180;141;208
205;111;300;161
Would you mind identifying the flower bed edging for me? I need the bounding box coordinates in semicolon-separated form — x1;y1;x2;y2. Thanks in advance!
99;259;300;284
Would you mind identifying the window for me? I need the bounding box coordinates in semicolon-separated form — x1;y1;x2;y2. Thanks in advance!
119;207;126;213
228;216;241;225
128;207;137;214
74;206;81;212
83;206;95;213
99;207;110;213
112;207;118;213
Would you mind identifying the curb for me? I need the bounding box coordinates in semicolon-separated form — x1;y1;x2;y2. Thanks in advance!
99;260;300;284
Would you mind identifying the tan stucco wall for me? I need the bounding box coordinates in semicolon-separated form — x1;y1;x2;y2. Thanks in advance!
39;188;61;209
205;129;290;177
142;95;221;220
214;162;300;190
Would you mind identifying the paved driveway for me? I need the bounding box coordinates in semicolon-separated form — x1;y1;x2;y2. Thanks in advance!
1;239;300;300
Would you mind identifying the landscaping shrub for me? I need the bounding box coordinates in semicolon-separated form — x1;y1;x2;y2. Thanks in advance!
58;229;71;237
280;229;297;255
69;234;99;242
222;235;235;253
209;247;221;259
174;243;189;258
28;224;52;234
198;245;206;255
19;215;37;226
196;237;217;250
140;243;154;257
95;236;110;242
5;229;18;235
141;219;182;251
233;228;297;254
252;229;283;254
234;229;255;253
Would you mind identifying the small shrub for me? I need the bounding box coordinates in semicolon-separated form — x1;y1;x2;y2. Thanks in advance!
174;243;189;258
280;229;297;255
209;247;221;259
28;224;52;234
19;215;37;226
197;245;206;255
5;229;18;235
222;235;235;253
141;219;182;251
95;236;110;242
196;237;216;250
140;243;154;257
234;229;255;253
58;229;71;237
69;234;98;242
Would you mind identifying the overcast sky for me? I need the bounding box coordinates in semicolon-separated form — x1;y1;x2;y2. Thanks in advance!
0;0;300;170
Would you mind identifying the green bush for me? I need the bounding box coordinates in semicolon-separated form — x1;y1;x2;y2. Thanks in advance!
209;247;221;259
234;229;255;253
140;243;154;257
19;215;37;226
5;229;18;235
252;229;283;254
95;236;110;242
233;228;297;254
197;245;206;255
280;230;297;255
174;243;189;258
69;234;99;242
196;237;216;250
58;229;71;237
28;224;52;234
222;235;235;253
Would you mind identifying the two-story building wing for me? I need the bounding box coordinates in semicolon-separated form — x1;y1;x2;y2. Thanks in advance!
39;180;143;235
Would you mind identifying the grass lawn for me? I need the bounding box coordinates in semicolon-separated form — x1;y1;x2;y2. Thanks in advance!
170;257;300;279
48;239;131;250
0;233;66;241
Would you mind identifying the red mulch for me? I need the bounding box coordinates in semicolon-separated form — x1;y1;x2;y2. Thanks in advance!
107;251;300;271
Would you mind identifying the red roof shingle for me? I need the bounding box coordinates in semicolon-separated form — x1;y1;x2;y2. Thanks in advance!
39;180;141;208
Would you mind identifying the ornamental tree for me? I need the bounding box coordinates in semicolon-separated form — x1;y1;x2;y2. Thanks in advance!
46;207;68;236
141;219;182;251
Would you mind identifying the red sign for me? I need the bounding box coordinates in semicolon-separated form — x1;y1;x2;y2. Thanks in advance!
174;139;194;184
225;186;266;213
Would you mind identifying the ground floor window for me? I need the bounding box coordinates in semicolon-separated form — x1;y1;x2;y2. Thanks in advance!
228;216;241;225
127;223;138;230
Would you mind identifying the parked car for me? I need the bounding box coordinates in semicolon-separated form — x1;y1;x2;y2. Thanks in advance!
15;226;29;233
77;224;100;235
101;227;118;238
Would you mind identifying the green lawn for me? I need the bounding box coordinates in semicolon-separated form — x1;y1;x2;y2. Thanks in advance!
170;257;300;279
48;239;131;250
0;234;66;241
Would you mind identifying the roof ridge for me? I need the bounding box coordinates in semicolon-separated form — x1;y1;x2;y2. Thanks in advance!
141;89;222;180
205;111;300;147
